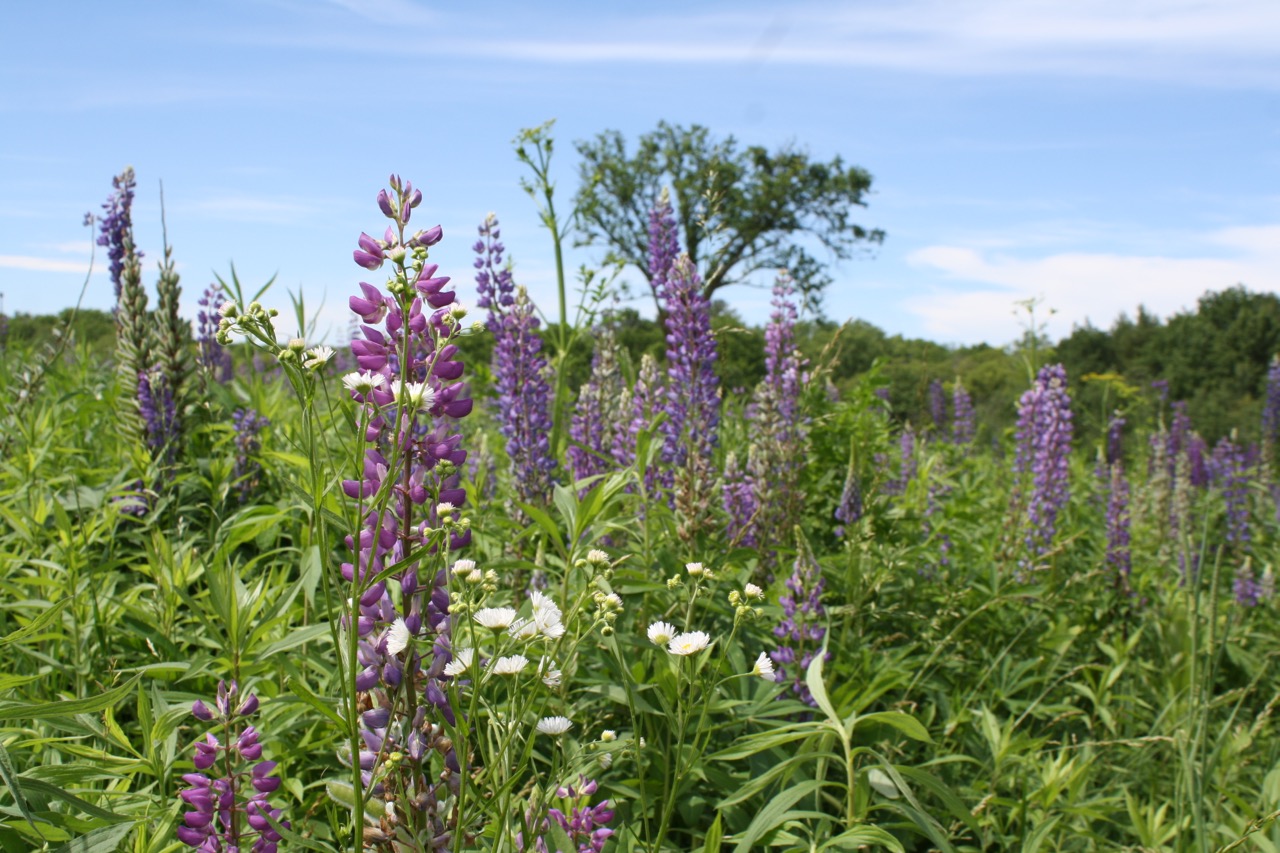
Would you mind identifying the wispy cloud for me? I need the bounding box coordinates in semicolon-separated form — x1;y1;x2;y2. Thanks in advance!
903;224;1280;344
0;254;98;274
181;194;336;226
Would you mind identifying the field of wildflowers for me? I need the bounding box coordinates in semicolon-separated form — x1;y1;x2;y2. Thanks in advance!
1;140;1279;853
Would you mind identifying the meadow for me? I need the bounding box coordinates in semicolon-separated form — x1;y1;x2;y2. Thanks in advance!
1;154;1278;853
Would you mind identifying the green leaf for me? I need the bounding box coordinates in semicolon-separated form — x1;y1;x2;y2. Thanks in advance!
55;821;136;853
820;825;905;852
702;811;723;853
732;778;825;853
288;678;348;730
258;623;333;659
0;674;141;722
805;647;844;735
0;600;67;648
0;740;40;835
854;711;932;743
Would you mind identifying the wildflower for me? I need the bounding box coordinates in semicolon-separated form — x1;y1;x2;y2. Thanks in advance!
443;648;474;677
385;617;411;656
668;631;711;656
539;657;563;688
474;607;518;631
490;655;529;676
685;562;705;577
1013;364;1074;559
342;370;385;396
751;652;775;680
304;345;335;369
537;716;573;736
451;559;477;575
600;730;617;743
568;326;627;488
744;583;763;600
952;380;976;447
646;621;677;646
586;549;610;566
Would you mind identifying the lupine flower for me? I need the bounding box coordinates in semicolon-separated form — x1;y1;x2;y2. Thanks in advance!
834;436;863;538
1234;565;1263;607
1209;434;1250;547
475;214;556;508
520;777;615;853
660;252;719;475
138;367;179;462
1013;364;1074;559
952;380;976;447
928;379;947;433
722;453;758;547
568;325;626;489
177;681;287;852
231;408;269;500
1105;463;1131;581
1105;412;1126;467
770;550;828;707
97;167;141;303
883;426;917;497
613;353;665;481
197;282;234;382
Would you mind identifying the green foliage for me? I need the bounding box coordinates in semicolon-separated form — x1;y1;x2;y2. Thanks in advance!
574;121;884;311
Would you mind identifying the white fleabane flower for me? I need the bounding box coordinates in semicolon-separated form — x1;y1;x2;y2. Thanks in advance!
536;716;572;736
448;302;468;321
751;652;775;680
744;583;764;600
508;618;539;640
218;300;239;318
342;370;386;395
668;631;711;656
443;648;474;677
474;607;518;631
436;502;456;517
685;562;705;576
490;654;529;676
539;620;566;640
647;621;677;646
385;617;412;656
538;657;563;688
600;730;617;742
451;559;477;575
586;549;610;566
304;346;335;369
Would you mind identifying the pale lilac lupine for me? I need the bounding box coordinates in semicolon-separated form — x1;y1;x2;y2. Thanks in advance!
1013;364;1074;559
177;681;287;853
770;551;828;707
722;452;758;548
474;213;556;506
568;326;625;488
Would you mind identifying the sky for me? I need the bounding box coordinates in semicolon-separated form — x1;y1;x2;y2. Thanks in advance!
1;0;1277;347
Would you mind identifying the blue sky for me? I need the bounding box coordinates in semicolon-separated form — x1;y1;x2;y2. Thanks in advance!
1;0;1277;346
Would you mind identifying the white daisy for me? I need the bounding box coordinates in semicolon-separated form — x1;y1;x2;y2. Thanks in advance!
490;654;529;676
751;652;775;680
385;617;412;656
744;583;764;600
443;648;474;677
451;559;476;575
668;631;711;656
508;618;539;640
685;562;705;576
600;730;617;742
536;716;572;736
586;549;610;566
474;607;518;631
647;621;677;646
538;657;563;688
304;346;335;369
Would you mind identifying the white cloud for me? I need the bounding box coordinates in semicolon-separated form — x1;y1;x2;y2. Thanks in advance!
0;254;98;274
903;224;1280;344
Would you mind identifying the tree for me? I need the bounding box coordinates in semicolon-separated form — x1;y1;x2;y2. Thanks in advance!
573;122;883;312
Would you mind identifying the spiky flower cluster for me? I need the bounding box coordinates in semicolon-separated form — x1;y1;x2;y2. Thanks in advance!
138;367;178;462
613;353;665;485
474;214;556;507
928;379;947;434
232;408;269;499
339;177;473;842
1105;463;1131;581
952;380;976;447
1208;434;1250;547
97;167;141;303
198;282;234;382
568;326;626;489
178;681;287;852
770;551;827;707
541;777;615;853
1013;364;1074;559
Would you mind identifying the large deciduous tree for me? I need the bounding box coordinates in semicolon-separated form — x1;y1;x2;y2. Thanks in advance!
573;121;883;312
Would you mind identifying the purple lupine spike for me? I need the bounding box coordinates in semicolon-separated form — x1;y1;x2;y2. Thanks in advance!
196;282;234;382
1234;566;1262;607
928;379;946;434
648;189;680;300
1013;363;1074;560
1105;462;1131;581
951;380;975;447
97;167;141;303
568;326;625;490
613;353;664;476
1105;412;1125;467
1209;434;1250;547
722;452;758;548
138;367;178;463
833;463;862;539
232;408;269;500
475;213;556;507
1264;357;1280;456
769;551;829;707
660;253;719;470
884;426;916;497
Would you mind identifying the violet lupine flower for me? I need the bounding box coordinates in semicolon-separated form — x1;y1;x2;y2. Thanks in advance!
883;426;917;497
548;777;615;853
951;381;975;447
1105;463;1131;581
1013;364;1074;559
612;353;664;475
568;327;625;489
770;552;828;707
833;465;862;539
1166;401;1193;476
1233;566;1262;607
97;166;141;303
928;379;947;434
1105;412;1126;467
197;283;234;382
339;178;468;836
232;408;269;500
138;366;178;462
1263;358;1280;449
178;681;287;853
1209;435;1250;547
474;214;556;507
722;453;757;548
110;479;151;517
1152;379;1170;405
648;188;680;299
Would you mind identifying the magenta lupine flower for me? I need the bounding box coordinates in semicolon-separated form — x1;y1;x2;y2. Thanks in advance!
474;213;556;507
97;167;140;303
951;380;975;447
770;552;828;707
197;283;234;382
1013;364;1074;559
177;681;287;853
342;177;471;717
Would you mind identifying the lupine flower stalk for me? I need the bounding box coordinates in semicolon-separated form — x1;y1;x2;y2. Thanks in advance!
568;325;626;488
1012;363;1074;560
833;436;863;539
103;168;152;444
928;379;946;434
152;231;192;453
1105;463;1131;584
520;777;616;853
951;380;975;447
341;176;471;847
769;543;828;707
198;282;234;382
1209;433;1250;548
475;213;556;508
98;166;141;304
232;408;269;499
613;353;665;477
138;366;178;462
177;680;287;852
